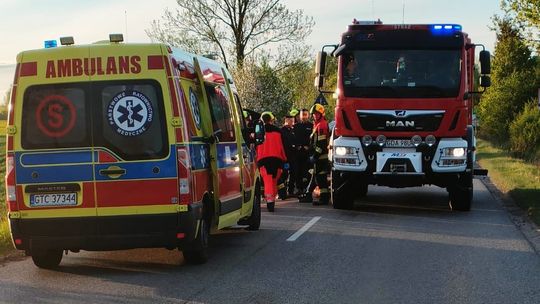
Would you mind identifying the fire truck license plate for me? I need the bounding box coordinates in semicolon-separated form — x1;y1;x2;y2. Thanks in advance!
385;139;414;148
30;193;77;207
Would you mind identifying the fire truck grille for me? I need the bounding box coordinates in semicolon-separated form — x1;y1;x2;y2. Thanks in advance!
356;110;444;132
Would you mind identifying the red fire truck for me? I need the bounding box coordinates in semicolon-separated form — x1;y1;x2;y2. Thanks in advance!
315;20;491;211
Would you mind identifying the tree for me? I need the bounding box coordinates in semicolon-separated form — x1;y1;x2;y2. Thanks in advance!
478;17;539;143
502;0;540;46
147;0;314;68
233;60;292;119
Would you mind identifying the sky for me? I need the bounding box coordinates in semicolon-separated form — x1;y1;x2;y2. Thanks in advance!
0;0;503;98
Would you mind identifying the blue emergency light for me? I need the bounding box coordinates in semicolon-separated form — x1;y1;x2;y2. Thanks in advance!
431;24;462;35
44;40;58;48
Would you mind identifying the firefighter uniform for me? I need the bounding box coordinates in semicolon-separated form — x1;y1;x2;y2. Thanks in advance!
299;104;330;205
277;114;297;199
256;112;287;212
293;110;313;194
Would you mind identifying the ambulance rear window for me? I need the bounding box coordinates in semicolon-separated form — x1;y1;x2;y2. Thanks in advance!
94;80;168;160
21;83;91;149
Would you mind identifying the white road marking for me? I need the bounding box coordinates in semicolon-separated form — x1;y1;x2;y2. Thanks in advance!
286;216;321;242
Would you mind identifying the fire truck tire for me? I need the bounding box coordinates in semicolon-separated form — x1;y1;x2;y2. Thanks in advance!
182;217;209;264
357;183;368;198
448;173;473;211
246;183;261;231
31;249;63;269
331;171;354;210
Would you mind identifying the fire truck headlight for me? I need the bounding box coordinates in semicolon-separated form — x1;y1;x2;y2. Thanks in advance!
443;147;466;157
335;146;356;156
451;147;465;157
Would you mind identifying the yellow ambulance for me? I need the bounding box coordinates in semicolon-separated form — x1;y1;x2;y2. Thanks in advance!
5;34;262;268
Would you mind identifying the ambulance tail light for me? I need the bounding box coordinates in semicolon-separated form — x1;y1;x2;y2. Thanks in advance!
6;154;18;212
177;147;191;205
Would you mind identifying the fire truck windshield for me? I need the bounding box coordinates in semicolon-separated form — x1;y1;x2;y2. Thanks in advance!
342;49;461;98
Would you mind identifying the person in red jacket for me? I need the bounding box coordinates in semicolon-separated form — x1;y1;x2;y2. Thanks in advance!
256;111;287;212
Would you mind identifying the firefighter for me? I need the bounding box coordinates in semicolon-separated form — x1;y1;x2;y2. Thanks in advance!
277;113;296;199
293;108;313;195
298;103;330;205
256;111;287;212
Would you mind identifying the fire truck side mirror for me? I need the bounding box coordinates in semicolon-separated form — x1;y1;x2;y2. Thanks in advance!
480;75;491;88
479;50;491;75
315;51;327;88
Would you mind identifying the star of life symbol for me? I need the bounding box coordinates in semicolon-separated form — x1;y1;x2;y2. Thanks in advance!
108;90;153;137
200;146;207;168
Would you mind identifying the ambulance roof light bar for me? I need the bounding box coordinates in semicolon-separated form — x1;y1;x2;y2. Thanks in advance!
109;33;124;43
59;36;74;46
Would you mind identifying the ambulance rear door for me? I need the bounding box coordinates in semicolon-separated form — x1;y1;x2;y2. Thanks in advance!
89;45;179;235
14;47;97;235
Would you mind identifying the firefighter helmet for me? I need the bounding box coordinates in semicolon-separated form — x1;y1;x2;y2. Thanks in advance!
289;108;299;117
310;103;325;116
261;111;275;122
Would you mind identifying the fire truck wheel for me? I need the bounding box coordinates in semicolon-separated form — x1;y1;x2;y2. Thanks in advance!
183;217;209;264
448;174;473;211
31;249;63;269
246;184;261;231
357;183;368;198
331;171;354;210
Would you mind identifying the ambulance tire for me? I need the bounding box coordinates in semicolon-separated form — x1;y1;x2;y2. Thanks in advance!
31;249;63;269
183;217;209;264
246;184;261;231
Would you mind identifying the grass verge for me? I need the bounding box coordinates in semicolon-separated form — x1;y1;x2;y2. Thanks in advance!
0;128;12;256
476;139;540;225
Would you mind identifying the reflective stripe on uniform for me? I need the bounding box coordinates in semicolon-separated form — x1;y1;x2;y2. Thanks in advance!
319;154;328;159
319;188;329;193
318;135;327;140
315;147;322;153
278;183;285;190
317;171;327;175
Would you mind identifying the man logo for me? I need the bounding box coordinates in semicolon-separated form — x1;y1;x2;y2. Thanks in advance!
386;120;415;127
395;110;407;117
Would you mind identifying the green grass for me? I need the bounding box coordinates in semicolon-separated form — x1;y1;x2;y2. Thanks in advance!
0;120;11;255
477;139;540;225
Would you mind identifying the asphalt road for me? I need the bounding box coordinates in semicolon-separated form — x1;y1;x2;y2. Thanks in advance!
1;179;539;304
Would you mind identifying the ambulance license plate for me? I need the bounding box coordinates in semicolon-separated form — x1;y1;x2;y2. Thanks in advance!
30;193;77;207
385;139;414;148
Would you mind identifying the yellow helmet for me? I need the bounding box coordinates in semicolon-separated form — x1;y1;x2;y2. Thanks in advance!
289;108;299;117
310;103;325;115
261;111;275;122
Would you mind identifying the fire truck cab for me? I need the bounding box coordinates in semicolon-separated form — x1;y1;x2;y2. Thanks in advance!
315;20;491;211
5;35;262;268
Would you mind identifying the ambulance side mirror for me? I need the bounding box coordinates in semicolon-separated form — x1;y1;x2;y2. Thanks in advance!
254;121;265;145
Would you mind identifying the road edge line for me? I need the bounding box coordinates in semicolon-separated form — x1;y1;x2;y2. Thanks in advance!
286;216;321;242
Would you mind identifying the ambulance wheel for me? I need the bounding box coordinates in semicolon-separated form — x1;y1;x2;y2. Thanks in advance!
31;249;63;269
183;217;209;264
246;185;261;231
448;173;473;212
331;171;354;210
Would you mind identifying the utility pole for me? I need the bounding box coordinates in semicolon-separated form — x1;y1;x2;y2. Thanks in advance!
402;0;405;24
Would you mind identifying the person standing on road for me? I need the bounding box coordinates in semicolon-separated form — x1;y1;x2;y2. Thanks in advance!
256;112;287;212
293;108;313;195
277;113;297;199
299;103;330;205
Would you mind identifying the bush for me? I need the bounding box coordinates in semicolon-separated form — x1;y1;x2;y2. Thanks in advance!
509;101;540;161
477;70;538;144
